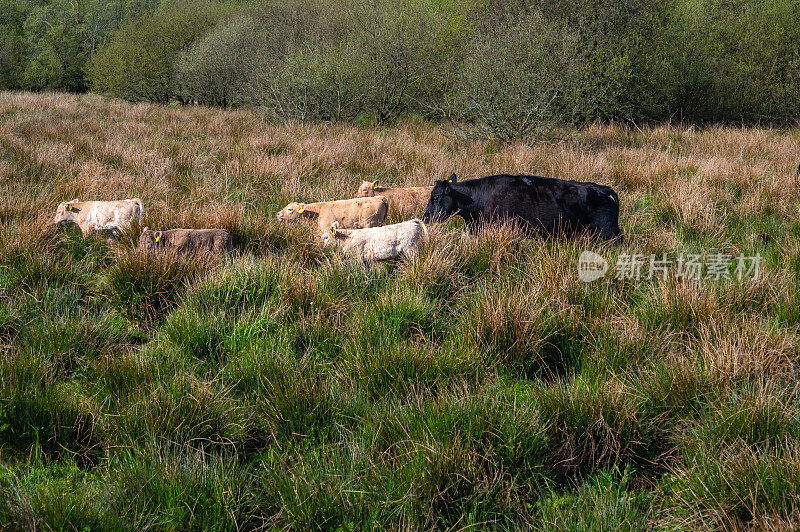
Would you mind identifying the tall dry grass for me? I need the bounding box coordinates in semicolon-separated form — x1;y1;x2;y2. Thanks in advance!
1;91;799;530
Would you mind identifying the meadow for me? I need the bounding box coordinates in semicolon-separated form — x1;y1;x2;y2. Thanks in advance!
1;91;800;530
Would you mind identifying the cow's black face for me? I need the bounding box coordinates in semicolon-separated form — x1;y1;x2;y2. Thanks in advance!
423;181;458;223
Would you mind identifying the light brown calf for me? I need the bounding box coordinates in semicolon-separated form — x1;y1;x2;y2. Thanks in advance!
138;228;233;256
355;182;433;217
276;196;388;235
355;174;457;216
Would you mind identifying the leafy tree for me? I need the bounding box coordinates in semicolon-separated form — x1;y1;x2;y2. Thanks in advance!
174;15;259;107
0;0;26;88
21;0;88;91
4;0;800;127
86;0;224;102
456;10;582;139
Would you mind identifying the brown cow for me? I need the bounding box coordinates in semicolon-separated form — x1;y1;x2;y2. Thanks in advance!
276;196;388;235
354;175;456;217
138;227;233;256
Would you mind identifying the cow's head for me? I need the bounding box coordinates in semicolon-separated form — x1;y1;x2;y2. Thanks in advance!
53;199;81;225
321;221;337;246
137;227;162;250
422;174;458;223
276;202;306;221
321;221;345;247
356;181;380;197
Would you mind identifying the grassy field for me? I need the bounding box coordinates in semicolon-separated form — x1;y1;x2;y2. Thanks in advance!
1;91;799;530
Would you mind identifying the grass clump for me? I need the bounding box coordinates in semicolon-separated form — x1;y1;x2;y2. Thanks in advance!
0;459;127;531
113;371;252;452
666;440;800;529
110;445;258;531
254;359;346;447
462;278;582;380
0;379;102;466
531;377;665;481
367;391;549;528
535;468;654;531
99;251;213;329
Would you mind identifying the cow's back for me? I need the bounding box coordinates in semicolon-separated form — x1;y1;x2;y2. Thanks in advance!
110;198;144;227
382;187;433;216
212;230;234;252
79;198;143;234
343;219;426;261
471;175;622;240
332;197;388;228
161;228;232;255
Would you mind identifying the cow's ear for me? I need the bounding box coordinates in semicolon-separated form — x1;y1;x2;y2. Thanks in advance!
70;198;79;203
298;204;305;214
154;231;161;243
66;204;73;212
447;173;457;184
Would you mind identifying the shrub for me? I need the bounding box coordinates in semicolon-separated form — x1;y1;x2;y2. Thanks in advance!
456;10;582;139
0;0;26;89
177;0;354;114
15;0;86;91
665;0;800;123
174;15;260;107
86;0;224;103
338;0;468;121
5;0;800;125
178;0;469;121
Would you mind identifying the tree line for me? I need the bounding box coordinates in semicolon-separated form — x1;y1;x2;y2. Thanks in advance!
2;0;799;136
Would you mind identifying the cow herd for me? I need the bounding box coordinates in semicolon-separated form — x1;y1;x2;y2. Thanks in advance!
52;173;623;262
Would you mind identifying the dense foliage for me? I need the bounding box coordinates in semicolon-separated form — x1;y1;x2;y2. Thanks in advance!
85;0;226;103
2;0;800;131
0;0;159;92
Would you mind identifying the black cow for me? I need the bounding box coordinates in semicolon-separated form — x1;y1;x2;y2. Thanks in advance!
422;174;622;242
